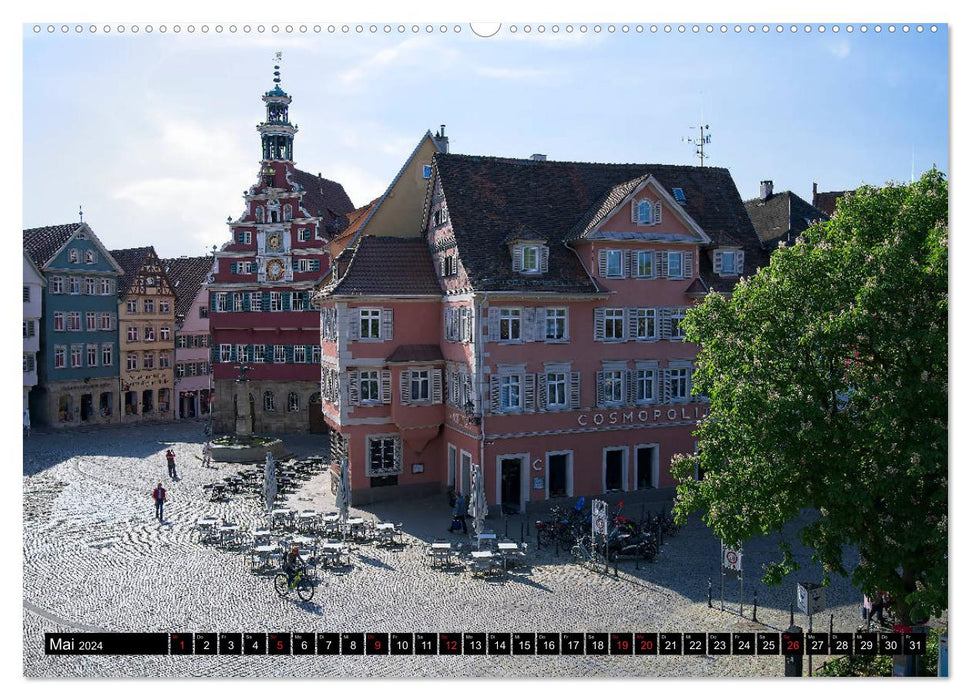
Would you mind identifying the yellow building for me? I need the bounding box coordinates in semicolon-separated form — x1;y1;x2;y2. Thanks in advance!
111;247;177;421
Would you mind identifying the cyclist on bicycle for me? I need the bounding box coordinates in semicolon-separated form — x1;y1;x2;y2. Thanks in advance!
283;544;305;588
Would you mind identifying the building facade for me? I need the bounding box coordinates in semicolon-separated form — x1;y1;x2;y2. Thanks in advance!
317;154;762;510
111;247;177;422
744;179;829;249
23;252;45;415
23;223;123;427
208;68;354;434
162;256;214;421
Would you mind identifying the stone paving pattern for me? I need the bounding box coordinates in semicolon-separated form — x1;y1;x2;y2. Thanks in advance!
23;421;866;678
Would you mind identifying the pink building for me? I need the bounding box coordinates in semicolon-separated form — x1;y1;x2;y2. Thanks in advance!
317;154;764;510
162;256;215;420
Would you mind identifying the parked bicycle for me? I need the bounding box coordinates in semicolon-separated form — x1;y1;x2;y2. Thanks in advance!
273;566;315;602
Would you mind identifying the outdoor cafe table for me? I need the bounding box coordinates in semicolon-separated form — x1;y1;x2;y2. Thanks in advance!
319;541;348;567
292;535;317;554
271;509;293;528
345;517;366;538
497;542;520;570
296;511;319;531
217;524;240;546
469;549;500;575
250;543;279;570
252;529;273;545
197;517;220;542
429;542;453;567
375;522;400;545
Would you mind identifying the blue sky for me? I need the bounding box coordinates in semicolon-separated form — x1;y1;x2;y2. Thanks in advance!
22;24;948;258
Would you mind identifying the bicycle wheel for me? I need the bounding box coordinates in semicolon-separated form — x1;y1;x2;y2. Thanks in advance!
296;577;315;602
273;573;289;597
537;526;554;549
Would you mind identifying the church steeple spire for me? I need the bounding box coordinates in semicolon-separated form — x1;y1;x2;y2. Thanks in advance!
257;53;297;163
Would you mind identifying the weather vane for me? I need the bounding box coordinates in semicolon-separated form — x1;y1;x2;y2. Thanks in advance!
78;205;83;223
273;52;282;85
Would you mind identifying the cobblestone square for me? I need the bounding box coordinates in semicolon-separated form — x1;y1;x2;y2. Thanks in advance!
23;421;866;678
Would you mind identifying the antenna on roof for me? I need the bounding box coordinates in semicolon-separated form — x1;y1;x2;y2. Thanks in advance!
682;124;711;167
78;205;83;223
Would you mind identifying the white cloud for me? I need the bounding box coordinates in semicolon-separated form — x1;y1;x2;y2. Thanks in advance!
476;66;555;80
338;36;435;85
827;40;851;60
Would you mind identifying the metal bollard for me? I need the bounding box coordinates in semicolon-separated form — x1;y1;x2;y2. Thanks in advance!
789;603;794;628
520;522;524;542
752;590;758;621
708;577;713;608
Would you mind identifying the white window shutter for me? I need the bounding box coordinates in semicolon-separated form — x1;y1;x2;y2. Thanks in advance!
570;372;581;409
522;307;535;342
623;250;631;278
684;251;694;278
655;252;664;278
348;371;360;406
662;369;672;403
400;370;411;404
537;373;548;412
540;246;549;273
347;309;359;341
594;308;605;341
512;245;523;272
623;308;632;342
393;437;401;471
655;200;662;224
628;250;636;278
444;307;452;340
631;200;639;223
626;370;636;405
432;369;443;404
534;307;547;341
487;308;499;342
524;373;536;413
490;375;501;414
598;249;608;277
596;370;605;409
736;251;745;275
660;308;672;340
381;370;391;404
381;308;393;340
660;252;669;278
713;250;723;275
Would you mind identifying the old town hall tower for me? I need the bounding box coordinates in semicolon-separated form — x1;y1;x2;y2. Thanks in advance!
208;60;354;434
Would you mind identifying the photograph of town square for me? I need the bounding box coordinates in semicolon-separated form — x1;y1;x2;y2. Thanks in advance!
22;21;948;678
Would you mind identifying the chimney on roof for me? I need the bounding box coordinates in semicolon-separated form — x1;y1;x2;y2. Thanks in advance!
433;124;449;153
760;180;774;201
531;154;547;161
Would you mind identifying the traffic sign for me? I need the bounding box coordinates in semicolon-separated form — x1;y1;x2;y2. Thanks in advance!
797;582;826;615
721;543;743;572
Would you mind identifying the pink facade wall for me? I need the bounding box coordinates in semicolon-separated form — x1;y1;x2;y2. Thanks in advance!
176;285;212;394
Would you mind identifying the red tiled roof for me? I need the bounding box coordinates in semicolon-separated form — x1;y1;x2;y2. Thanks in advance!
291;168;355;222
161;255;214;320
744;191;829;248
322;236;441;297
812;189;854;217
434;153;762;296
23;223;82;268
109;246;156;295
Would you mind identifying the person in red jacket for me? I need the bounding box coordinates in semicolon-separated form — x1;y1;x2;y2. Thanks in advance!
152;483;166;521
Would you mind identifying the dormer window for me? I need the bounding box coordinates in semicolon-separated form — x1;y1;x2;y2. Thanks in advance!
714;248;744;276
632;199;662;225
85;251;97;264
511;243;548;274
69;249;80;264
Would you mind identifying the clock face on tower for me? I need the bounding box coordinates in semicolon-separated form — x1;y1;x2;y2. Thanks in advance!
266;259;285;281
268;233;282;250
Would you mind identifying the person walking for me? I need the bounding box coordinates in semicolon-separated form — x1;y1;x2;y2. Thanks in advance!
165;449;177;479
452;492;468;535
201;440;213;469
152;482;166;521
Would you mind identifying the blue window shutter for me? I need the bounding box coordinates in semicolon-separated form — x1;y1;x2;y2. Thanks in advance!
282;293;291;311
305;345;313;361
262;292;270;309
242;293;250;311
284;345;293;363
230;262;237;274
311;260;320;272
210;292;217;311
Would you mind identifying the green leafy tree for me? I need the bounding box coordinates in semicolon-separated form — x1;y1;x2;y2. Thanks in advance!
671;171;947;625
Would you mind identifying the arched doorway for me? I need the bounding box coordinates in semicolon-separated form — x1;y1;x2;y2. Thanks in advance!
308;392;325;433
